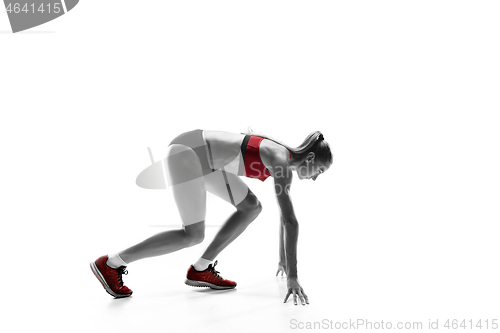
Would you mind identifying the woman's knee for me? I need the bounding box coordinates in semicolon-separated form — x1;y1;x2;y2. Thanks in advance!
184;221;205;246
236;191;262;217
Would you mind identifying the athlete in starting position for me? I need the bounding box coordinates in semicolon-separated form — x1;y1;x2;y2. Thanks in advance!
91;129;332;305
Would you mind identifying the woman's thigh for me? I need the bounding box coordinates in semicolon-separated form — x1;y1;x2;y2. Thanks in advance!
165;144;206;226
203;170;250;207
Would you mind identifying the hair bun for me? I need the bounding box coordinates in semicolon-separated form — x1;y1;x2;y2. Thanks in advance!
318;133;324;141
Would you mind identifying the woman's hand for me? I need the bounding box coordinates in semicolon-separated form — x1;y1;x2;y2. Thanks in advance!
276;262;287;277
284;277;309;305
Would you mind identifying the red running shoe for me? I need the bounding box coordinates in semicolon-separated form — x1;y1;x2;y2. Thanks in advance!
90;255;133;298
185;260;237;290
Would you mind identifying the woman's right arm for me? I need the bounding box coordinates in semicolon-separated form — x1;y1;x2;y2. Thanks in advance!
276;215;287;276
273;164;308;305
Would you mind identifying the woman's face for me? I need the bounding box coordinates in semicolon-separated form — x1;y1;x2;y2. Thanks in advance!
296;153;331;181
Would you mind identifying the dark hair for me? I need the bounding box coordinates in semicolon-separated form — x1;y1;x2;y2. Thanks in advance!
246;129;333;165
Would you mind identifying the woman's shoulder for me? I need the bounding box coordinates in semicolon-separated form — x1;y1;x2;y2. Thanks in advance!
260;139;291;169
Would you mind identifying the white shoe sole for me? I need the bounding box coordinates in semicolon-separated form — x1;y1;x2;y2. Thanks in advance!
185;279;236;290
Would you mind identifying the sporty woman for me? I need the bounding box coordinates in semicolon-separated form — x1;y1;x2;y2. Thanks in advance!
91;129;332;305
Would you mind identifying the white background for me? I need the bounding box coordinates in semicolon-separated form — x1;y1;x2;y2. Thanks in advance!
1;1;499;332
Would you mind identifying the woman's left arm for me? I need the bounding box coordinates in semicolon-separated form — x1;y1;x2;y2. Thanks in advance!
273;169;309;305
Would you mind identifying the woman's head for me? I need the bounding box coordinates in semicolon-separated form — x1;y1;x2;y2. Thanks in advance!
291;132;333;180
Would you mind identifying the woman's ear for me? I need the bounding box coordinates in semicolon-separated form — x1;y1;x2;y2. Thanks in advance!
306;152;315;162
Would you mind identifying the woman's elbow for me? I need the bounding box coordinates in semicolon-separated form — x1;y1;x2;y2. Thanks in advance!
282;215;298;226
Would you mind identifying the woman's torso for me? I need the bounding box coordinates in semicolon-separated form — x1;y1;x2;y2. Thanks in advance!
203;130;289;178
203;130;245;173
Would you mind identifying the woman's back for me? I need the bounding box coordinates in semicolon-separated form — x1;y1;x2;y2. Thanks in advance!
203;130;246;172
204;129;290;177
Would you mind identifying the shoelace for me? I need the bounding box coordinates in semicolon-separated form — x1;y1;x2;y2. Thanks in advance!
112;266;128;288
207;260;222;280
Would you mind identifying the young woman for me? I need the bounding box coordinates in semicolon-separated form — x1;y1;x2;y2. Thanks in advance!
91;129;333;305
